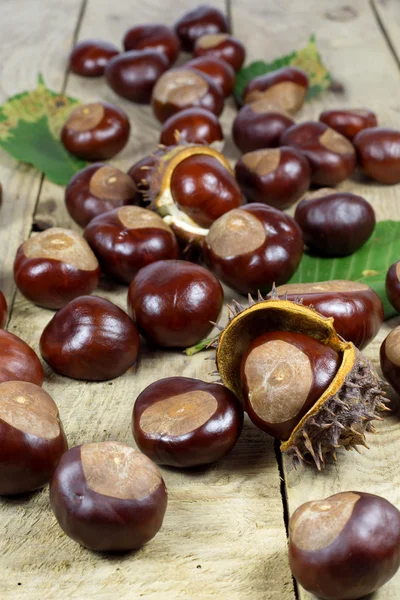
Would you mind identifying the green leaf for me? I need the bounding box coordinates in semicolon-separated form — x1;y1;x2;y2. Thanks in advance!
289;220;400;319
234;35;331;105
0;74;85;185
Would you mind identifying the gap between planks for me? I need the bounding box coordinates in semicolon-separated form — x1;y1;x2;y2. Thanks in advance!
370;0;400;71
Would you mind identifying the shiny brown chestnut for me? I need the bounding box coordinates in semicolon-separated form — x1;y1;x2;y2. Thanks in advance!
203;204;303;295
84;206;179;284
160;107;223;147
50;441;167;551
386;261;400;312
275;280;384;350
280;121;357;186
0;381;68;495
289;491;400;600
40;296;140;381
193;33;245;72
14;228;100;309
295;188;375;257
235;147;310;210
354;128;400;184
133;377;243;467
0;329;44;386
241;331;340;440
173;4;229;52
319;108;377;141
128;260;223;348
381;326;400;395
0;291;7;328
65;163;137;228
232;99;295;153
243;67;309;114
69;39;119;77
127;151;164;208
105;50;169;104
186;56;235;97
61;102;130;161
123;24;180;66
170;153;242;228
151;68;224;123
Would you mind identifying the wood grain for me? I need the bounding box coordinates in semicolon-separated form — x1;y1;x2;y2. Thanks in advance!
230;0;400;597
372;0;400;67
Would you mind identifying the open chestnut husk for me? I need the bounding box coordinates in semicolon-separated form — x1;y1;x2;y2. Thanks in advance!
50;441;167;551
128;259;223;348
65;163;137;228
159;107;223;148
213;294;387;468
0;381;68;495
193;33;245;72
203;204;303;295
386;261;400;312
380;326;400;395
186;56;235;97
143;144;242;240
235;147;310;210
133;377;243;467
14;228;100;309
281;121;357;186
61;102;130;161
84;206;179;284
40;296;140;381
151;68;224;123
243;67;309;114
319;108;377;141
289;492;400;599
123;24;180;66
354;127;400;184
294;188;375;257
0;329;44;386
173;5;229;52
274;280;383;350
0;290;7;328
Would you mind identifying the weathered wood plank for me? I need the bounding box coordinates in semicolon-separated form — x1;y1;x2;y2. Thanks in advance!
372;0;400;67
230;0;400;597
0;0;84;308
2;1;295;599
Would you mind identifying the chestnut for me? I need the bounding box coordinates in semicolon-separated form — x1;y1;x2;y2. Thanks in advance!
65;163;137;228
232;99;295;153
0;329;44;386
295;188;375;257
235;147;310;210
289;491;400;599
243;67;309;114
275;280;384;350
14;228;100;309
280;121;357;186
0;381;68;495
69;39;119;77
128;260;223;348
159;107;223;147
151;68;224;123
381;326;400;394
0;290;7;328
186;56;235;97
40;295;140;381
241;330;340;440
84;206;179;284
133;376;243;467
354;127;400;184
61;102;130;160
127;151;164;208
105;50;169;104
173;5;229;52
123;24;180;66
193;33;245;72
386;261;400;312
319;108;378;141
169;153;242;228
203;204;303;295
50;441;167;551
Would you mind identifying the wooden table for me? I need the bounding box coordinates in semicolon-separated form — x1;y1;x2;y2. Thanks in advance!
1;0;400;598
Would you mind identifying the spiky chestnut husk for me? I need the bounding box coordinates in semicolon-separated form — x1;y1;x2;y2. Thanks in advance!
211;291;388;470
143;144;236;244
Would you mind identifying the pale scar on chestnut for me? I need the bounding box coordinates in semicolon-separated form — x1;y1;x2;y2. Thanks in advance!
65;103;105;132
207;209;266;258
89;165;136;201
23;228;98;271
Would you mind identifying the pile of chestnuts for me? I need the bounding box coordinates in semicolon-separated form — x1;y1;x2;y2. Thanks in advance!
2;3;400;598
